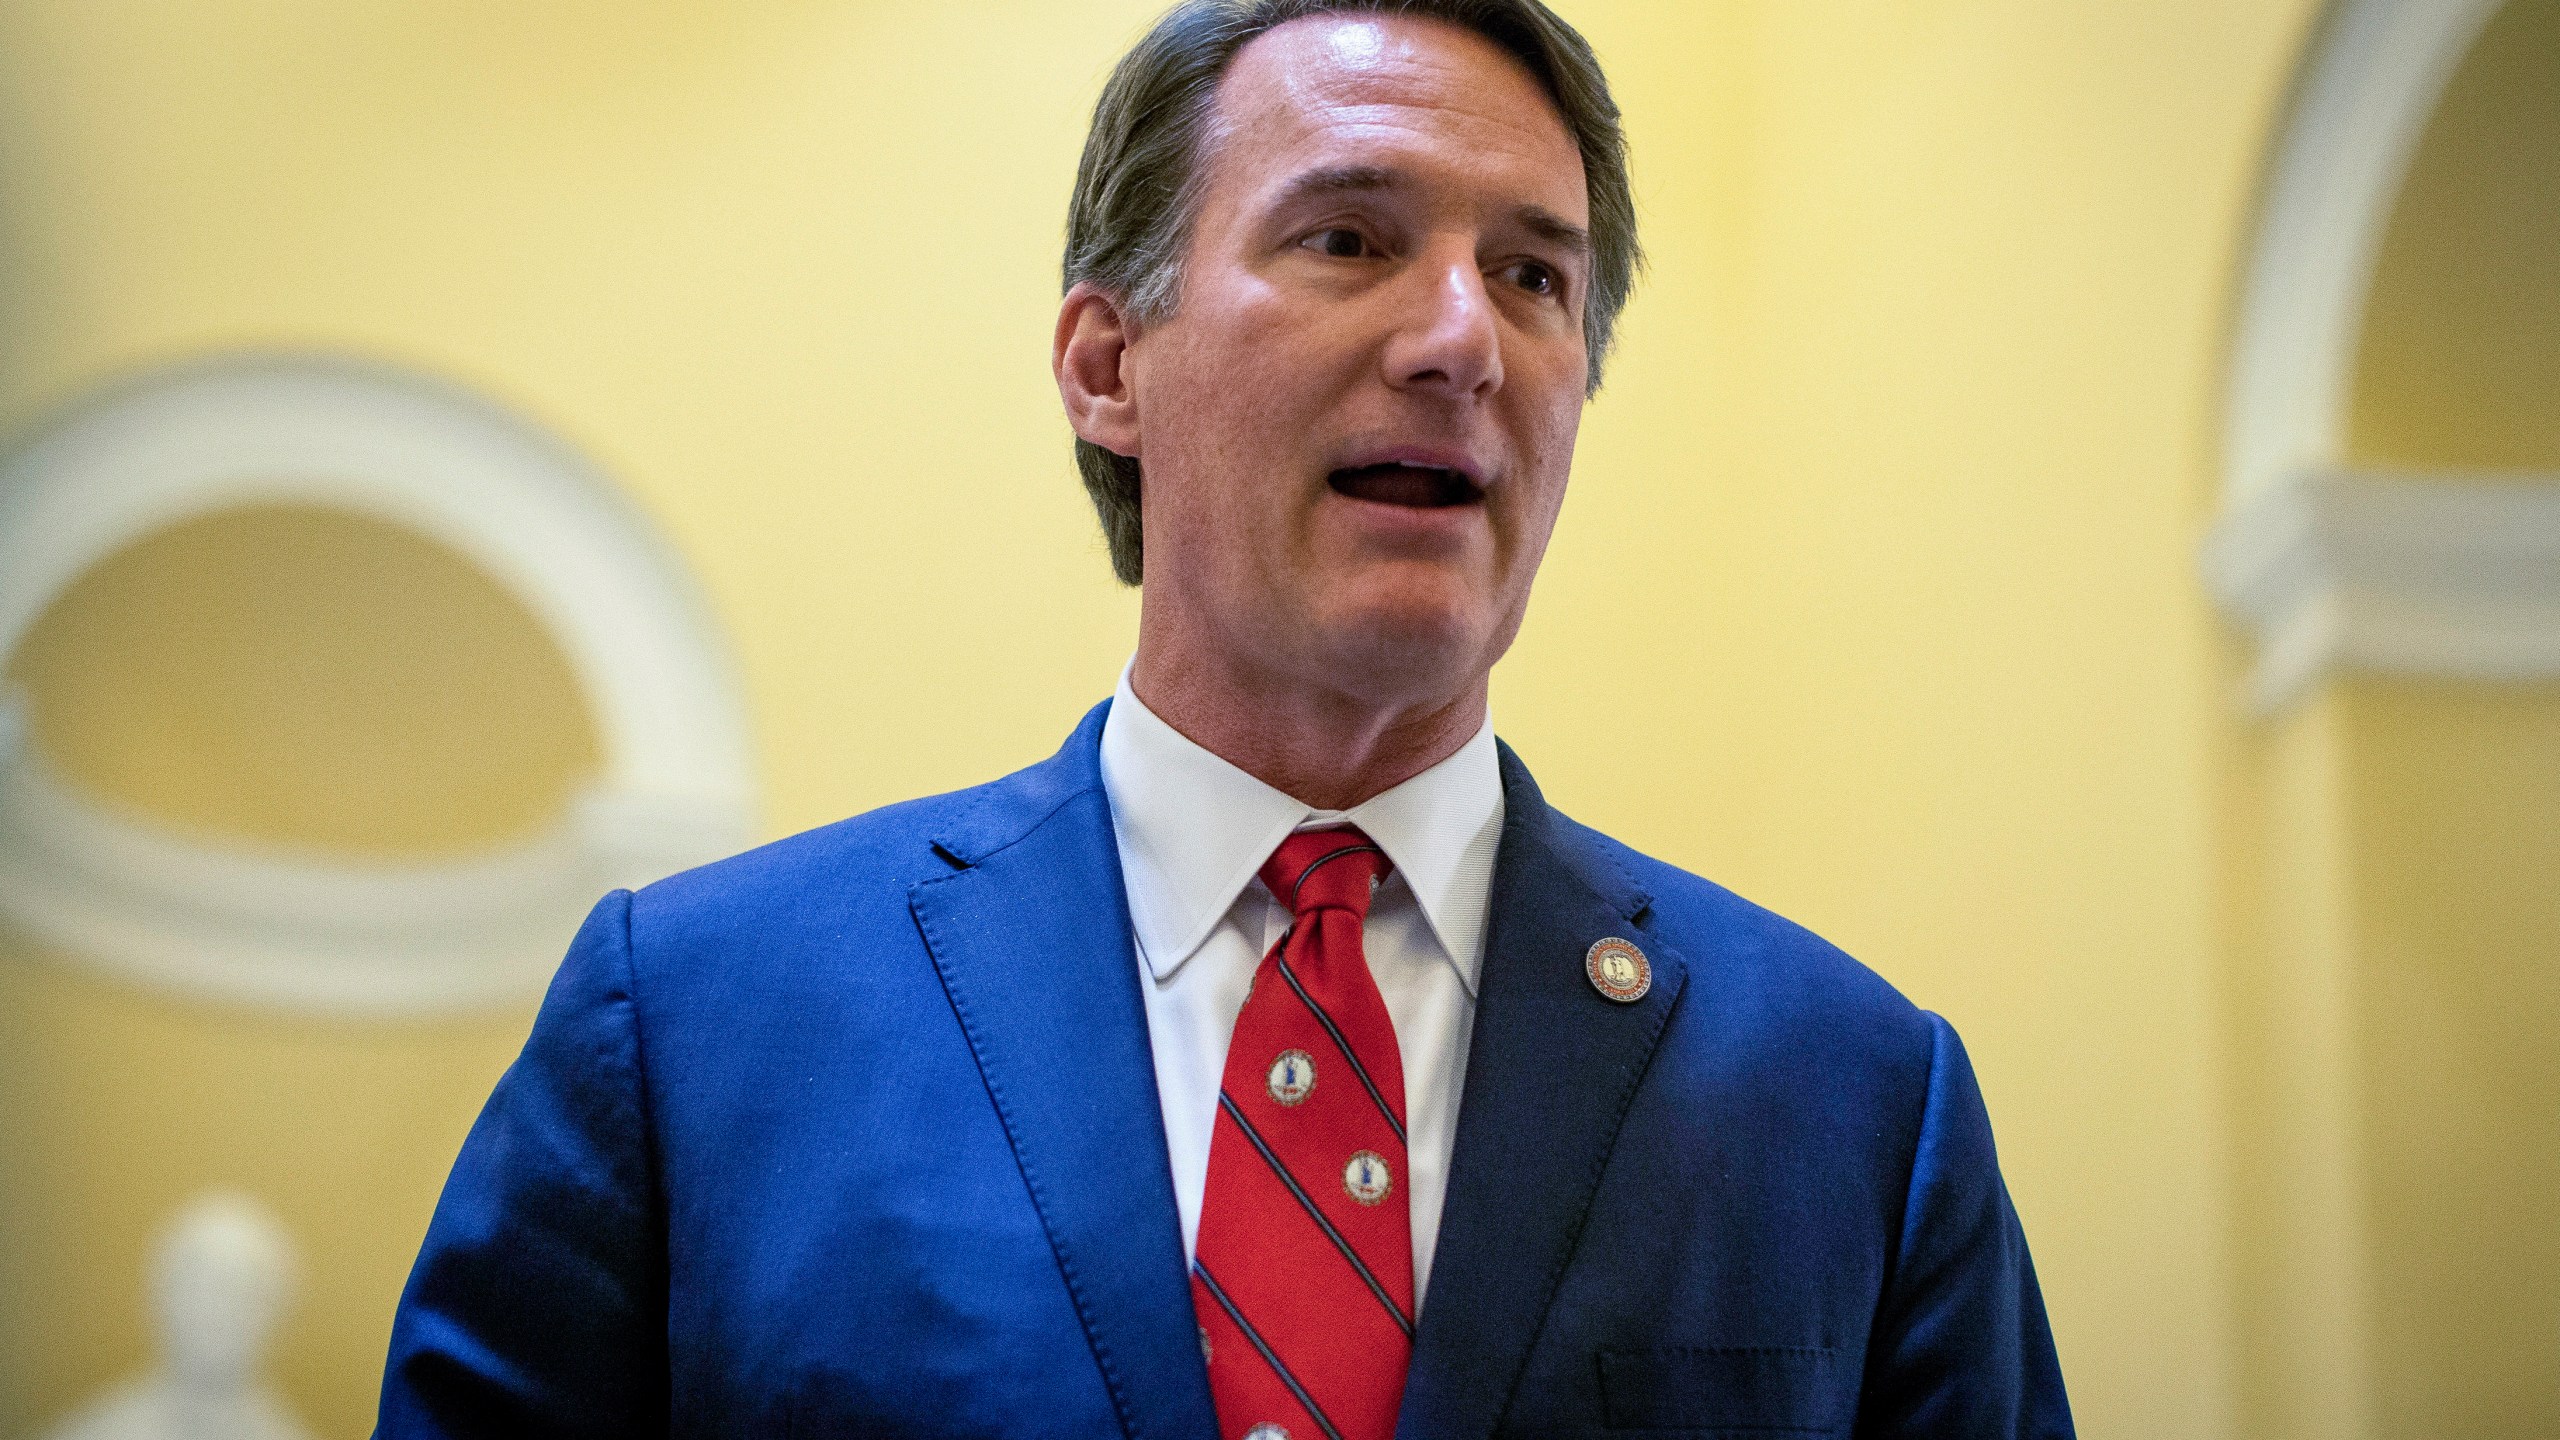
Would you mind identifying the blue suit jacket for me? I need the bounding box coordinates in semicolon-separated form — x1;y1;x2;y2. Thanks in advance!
380;702;2071;1437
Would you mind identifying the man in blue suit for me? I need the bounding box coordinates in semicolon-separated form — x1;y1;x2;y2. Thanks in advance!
380;1;2072;1435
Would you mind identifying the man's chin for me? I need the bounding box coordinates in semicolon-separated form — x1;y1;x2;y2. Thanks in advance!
1302;597;1495;703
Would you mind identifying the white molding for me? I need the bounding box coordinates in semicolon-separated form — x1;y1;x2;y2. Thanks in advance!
2204;469;2560;711
0;355;758;1014
2211;0;2522;712
2221;0;2502;509
0;729;600;1013
2208;13;2524;1433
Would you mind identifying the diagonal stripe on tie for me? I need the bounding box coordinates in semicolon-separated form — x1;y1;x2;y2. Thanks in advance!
1217;1091;1415;1338
1269;948;1408;1145
1287;843;1386;904
1196;1261;1345;1440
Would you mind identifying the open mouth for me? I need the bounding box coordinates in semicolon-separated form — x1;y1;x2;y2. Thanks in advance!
1327;462;1484;508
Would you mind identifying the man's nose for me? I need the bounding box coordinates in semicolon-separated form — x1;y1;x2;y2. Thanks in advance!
1382;249;1503;400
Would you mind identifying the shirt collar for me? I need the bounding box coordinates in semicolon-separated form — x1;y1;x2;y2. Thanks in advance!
1099;664;1503;997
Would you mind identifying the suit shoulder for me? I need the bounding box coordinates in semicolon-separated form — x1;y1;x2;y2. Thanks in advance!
618;781;984;950
1559;815;1935;1056
599;705;1112;997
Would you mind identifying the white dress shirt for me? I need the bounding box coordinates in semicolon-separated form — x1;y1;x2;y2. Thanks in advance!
1098;667;1504;1307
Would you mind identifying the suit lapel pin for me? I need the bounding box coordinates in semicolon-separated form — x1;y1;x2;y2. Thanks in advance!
1585;936;1651;1003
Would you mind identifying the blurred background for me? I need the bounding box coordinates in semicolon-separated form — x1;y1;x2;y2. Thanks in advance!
0;0;2550;1435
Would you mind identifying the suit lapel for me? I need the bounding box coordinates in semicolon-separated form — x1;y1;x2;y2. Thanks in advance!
909;704;1217;1440
1399;742;1689;1440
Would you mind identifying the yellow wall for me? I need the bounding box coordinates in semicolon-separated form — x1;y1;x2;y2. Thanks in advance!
2216;682;2374;1440
0;506;595;1437
2329;3;2560;1431
11;505;599;855
2343;680;2560;1436
1519;9;2322;1435
0;2;2456;1437
2348;0;2560;472
0;957;541;1440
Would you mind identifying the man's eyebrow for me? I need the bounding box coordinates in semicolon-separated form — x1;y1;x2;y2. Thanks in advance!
1268;163;1404;209
1268;164;1592;257
1516;206;1591;258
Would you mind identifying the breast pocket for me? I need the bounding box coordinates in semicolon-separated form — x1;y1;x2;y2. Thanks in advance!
1596;1346;1850;1434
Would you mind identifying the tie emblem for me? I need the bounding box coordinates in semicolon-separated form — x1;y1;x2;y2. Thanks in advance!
1267;1049;1316;1106
1342;1150;1393;1206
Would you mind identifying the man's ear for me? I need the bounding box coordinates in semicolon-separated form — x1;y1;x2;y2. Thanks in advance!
1054;281;1144;459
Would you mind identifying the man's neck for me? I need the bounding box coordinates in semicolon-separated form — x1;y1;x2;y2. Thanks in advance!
1128;647;1487;812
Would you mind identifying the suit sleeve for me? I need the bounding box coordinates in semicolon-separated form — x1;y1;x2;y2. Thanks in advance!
1857;1013;2074;1439
377;890;672;1438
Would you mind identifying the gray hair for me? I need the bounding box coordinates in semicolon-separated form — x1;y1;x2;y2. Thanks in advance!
1062;0;1643;585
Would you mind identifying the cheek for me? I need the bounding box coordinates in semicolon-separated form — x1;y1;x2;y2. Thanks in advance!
1501;396;1583;539
1142;287;1310;426
1136;313;1337;535
1140;332;1264;471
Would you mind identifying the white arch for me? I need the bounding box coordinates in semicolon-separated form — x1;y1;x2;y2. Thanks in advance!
2222;0;2503;505
2207;8;2535;1437
0;354;759;1013
2207;0;2560;711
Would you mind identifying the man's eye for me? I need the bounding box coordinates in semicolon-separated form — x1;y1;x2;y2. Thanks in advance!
1303;227;1371;259
1510;261;1560;297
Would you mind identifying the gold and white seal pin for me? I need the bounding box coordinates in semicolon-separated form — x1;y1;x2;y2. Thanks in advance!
1585;936;1651;1003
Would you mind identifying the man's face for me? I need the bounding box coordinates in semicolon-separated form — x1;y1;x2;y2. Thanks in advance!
1124;14;1592;709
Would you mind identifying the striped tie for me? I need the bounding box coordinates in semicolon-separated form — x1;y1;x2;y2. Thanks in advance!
1192;826;1412;1440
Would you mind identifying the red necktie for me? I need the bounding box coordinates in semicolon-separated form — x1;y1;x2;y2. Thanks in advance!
1192;827;1413;1440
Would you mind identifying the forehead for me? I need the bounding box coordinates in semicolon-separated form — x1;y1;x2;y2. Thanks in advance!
1204;13;1588;224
